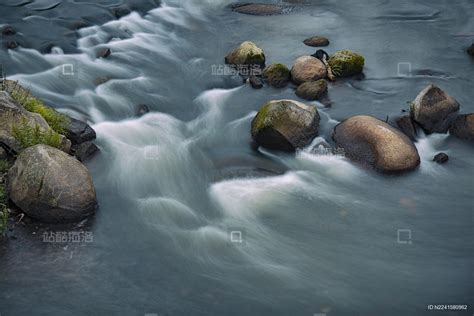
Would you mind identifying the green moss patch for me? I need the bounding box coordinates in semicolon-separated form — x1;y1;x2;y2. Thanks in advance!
12;119;63;150
328;50;365;77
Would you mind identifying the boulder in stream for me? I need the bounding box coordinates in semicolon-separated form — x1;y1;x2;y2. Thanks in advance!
449;113;474;141
262;63;290;88
290;56;327;85
251;99;320;151
7;144;98;222
328;50;365;77
225;41;265;69
333;115;420;173
295;79;328;101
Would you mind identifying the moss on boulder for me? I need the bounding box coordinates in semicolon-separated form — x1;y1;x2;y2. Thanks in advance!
262;63;290;88
251;99;320;151
328;50;364;77
225;41;265;68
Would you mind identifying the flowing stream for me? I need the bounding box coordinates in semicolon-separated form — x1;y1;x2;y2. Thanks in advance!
0;0;473;315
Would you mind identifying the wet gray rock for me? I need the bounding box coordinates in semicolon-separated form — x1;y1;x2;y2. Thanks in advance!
65;117;96;146
410;84;460;133
467;43;474;56
74;141;99;162
449;113;474;141
97;47;111;58
295;79;327;101
333;115;420;173
433;152;449;164
2;26;16;36
136;104;150;116
396;115;418;141
251;99;320;151
7;144;98;222
303;36;329;47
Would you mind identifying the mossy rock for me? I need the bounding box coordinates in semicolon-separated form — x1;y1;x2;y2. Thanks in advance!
262;63;290;88
251;99;320;151
295;79;328;101
328;50;365;77
225;41;266;68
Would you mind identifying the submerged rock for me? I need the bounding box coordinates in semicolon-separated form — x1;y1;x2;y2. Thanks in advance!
328;50;365;77
7;144;98;222
97;47;111;58
291;56;327;85
467;43;474;56
262;63;290;88
410;84;459;133
433;152;449;164
251;99;320;151
232;3;284;15
396;115;418;141
449;113;474;141
333;115;420;173
225;41;265;69
295;79;328;101
136;104;150;117
303;36;329;47
2;26;16;36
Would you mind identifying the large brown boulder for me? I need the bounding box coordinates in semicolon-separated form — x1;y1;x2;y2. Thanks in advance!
410;84;460;133
251;100;320;151
7;144;97;222
290;56;327;85
333;115;420;173
450;113;474;141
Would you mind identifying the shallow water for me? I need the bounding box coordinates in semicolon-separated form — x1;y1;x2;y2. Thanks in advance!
0;0;473;315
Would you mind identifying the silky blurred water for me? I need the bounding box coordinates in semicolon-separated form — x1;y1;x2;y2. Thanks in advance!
0;0;473;315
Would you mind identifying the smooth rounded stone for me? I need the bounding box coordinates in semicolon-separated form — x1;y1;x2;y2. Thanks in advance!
74;141;99;162
467;43;474;56
295;79;328;101
225;41;266;68
410;84;460;133
290;56;327;85
303;36;329;47
262;63;290;88
232;3;284;15
249;75;263;89
433;152;449;164
251;99;320;151
328;50;365;77
136;104;150;116
449;113;474;141
396;115;418;141
332;115;420;173
65;117;96;145
7;144;98;222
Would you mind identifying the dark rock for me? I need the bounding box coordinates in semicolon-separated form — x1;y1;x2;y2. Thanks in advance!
2;26;16;36
303;36;329;47
136;104;150;116
295;79;328;101
112;5;132;18
449;113;474;141
74;141;99;162
467;43;474;56
97;47;111;58
396;115;418;141
410;84;460;133
251;99;320;151
7;144;98;223
232;3;284;15
262;63;290;88
333;115;420;173
65;117;96;145
249;75;263;89
93;76;111;86
6;41;18;50
433;152;449;164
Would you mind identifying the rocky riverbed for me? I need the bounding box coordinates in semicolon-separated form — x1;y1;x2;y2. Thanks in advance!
1;0;473;315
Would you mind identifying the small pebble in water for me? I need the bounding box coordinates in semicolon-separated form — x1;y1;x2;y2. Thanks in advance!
249;75;263;89
97;47;111;58
136;104;150;116
433;152;449;164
